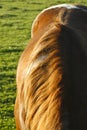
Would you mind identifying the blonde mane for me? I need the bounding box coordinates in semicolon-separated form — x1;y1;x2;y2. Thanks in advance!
15;24;64;130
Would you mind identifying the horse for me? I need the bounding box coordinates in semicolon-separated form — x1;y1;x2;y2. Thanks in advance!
14;4;87;130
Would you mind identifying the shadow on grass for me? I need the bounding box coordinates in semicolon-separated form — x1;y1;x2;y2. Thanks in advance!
0;5;3;8
1;48;23;53
27;2;43;4
22;8;42;12
9;7;19;11
0;14;17;19
0;73;15;79
2;23;14;27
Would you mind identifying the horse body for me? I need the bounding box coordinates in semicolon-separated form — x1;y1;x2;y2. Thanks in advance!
14;4;87;130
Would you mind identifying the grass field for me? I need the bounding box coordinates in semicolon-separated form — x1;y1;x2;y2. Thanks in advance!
0;0;87;129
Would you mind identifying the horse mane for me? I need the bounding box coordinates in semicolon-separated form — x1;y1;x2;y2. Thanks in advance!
15;24;64;130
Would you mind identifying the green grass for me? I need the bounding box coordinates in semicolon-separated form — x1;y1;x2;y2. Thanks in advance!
0;0;87;129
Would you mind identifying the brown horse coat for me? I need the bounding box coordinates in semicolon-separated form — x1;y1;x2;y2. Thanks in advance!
14;4;87;130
